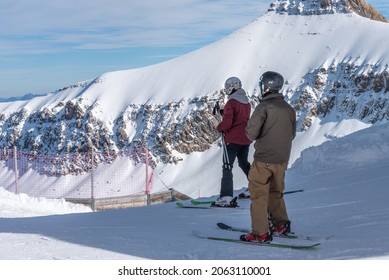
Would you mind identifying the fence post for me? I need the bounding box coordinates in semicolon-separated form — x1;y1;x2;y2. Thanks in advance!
90;149;96;212
13;146;19;194
145;145;151;206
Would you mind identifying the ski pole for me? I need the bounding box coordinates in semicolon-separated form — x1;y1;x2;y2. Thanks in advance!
214;100;230;169
221;133;231;169
284;189;304;195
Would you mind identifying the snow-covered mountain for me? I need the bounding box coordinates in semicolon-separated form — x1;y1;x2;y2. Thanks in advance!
0;0;388;197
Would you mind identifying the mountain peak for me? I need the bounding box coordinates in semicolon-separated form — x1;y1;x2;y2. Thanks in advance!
269;0;388;23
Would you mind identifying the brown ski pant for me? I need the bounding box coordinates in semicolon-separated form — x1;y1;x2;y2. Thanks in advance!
248;161;289;235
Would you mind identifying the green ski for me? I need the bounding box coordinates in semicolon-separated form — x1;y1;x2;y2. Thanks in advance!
192;230;320;250
217;222;333;241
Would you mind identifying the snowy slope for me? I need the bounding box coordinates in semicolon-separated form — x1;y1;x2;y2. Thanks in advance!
1;121;389;260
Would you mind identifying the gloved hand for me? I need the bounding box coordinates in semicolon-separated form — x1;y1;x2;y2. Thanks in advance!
213;101;224;116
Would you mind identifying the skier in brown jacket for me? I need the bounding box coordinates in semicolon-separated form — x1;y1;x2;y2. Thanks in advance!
241;71;296;243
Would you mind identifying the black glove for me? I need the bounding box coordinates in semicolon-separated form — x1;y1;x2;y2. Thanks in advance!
213;101;223;116
213;101;220;115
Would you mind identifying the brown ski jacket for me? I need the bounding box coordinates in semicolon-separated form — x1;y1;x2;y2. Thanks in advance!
245;92;296;164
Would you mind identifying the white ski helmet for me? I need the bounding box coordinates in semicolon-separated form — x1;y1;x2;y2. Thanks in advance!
224;77;242;95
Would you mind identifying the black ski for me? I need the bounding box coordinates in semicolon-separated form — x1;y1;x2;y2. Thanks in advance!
238;189;304;199
192;230;320;250
190;189;304;204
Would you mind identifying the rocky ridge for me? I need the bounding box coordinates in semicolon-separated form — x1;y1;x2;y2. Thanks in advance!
290;62;389;130
270;0;388;22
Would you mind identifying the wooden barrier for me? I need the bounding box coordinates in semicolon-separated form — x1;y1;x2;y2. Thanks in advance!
66;188;192;210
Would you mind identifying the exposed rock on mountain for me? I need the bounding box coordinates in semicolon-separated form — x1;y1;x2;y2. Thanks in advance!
346;0;388;22
292;62;389;130
270;0;388;22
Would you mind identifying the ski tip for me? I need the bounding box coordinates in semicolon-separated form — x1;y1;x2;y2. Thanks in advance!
176;202;184;207
325;235;335;240
308;243;321;248
273;242;321;250
192;230;205;239
216;222;230;229
266;241;321;249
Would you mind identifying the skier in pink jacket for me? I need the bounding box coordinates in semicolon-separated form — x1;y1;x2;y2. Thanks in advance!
212;77;252;207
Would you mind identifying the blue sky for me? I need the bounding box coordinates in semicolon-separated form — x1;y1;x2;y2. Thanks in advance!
1;0;388;98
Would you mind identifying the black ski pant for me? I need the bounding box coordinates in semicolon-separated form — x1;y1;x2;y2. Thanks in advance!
220;143;251;197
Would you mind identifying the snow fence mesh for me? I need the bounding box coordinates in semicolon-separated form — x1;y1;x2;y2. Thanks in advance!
0;147;154;200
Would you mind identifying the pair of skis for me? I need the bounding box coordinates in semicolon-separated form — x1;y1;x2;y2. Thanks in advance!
194;222;328;250
216;222;333;241
177;189;326;249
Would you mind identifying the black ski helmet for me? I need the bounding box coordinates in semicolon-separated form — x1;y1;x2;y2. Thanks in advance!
259;71;284;95
224;77;242;95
